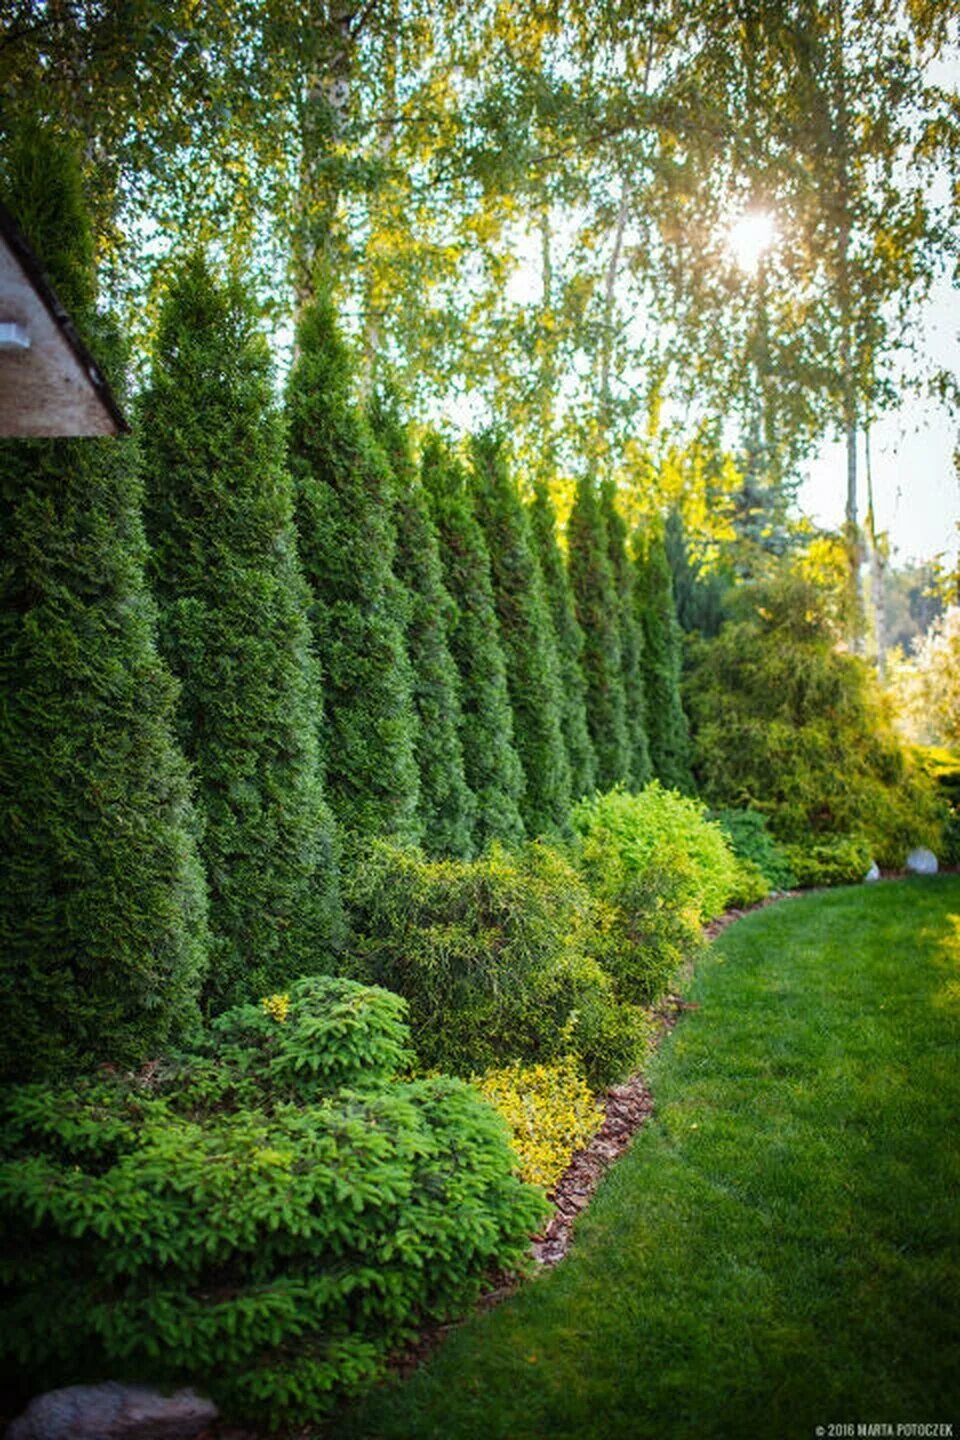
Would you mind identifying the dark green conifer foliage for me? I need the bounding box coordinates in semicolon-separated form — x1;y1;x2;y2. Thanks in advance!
0;131;208;1080
633;521;695;793
567;474;631;790
286;294;421;844
421;436;526;849
528;481;597;800
369;393;476;858
471;434;572;838
600;480;652;790
140;256;343;1011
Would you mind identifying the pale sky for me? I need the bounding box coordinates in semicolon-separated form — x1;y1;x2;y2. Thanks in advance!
797;268;959;568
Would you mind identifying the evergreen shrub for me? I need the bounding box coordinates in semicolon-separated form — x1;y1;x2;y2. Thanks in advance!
567;474;631;789
475;1058;602;1191
633;521;694;792
0;128;209;1080
686;572;945;869
528;481;597;800
141;255;342;1011
783;835;873;888
571;785;740;1003
471;434;572;837
345;841;651;1087
0;976;546;1428
287;294;420;842
600;481;651;789
710;808;797;893
421;436;526;849
370;395;475;857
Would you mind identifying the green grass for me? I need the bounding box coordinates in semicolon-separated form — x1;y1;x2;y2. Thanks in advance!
337;877;960;1440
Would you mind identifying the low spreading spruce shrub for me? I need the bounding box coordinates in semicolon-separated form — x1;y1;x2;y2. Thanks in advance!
345;840;651;1087
0;976;546;1428
571;785;741;1004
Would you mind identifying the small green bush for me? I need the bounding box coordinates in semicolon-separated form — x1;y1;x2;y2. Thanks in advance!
710;808;797;892
912;746;960;864
784;834;873;888
571;785;740;1003
0;976;546;1428
345;840;650;1087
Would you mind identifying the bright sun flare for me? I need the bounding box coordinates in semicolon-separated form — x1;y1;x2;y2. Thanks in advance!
728;210;777;274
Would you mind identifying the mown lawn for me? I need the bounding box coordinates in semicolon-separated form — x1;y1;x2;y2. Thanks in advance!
337;876;960;1440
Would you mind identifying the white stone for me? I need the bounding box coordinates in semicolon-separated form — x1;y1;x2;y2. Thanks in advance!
905;847;938;876
6;1383;218;1440
864;862;880;882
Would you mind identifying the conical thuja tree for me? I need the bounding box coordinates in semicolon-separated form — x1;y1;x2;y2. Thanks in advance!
567;473;630;790
369;391;476;858
633;520;694;792
286;292;420;844
421;436;526;849
528;480;596;801
600;479;651;790
0;130;208;1080
471;433;572;837
140;255;342;1012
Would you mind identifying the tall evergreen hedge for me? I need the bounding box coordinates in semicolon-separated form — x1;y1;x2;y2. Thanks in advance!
471;434;572;838
567;473;631;790
140;256;342;1011
0;131;209;1080
286;294;421;844
421;436;526;849
633;521;694;792
370;394;476;857
600;479;651;790
528;480;597;800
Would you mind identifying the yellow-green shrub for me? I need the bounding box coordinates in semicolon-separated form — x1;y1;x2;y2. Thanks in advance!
475;1058;603;1191
345;839;651;1087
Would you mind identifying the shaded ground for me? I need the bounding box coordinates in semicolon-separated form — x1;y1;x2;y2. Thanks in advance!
336;876;960;1440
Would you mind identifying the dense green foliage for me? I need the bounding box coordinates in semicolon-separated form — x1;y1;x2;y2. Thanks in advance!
0;976;547;1428
0;131;209;1081
571;786;740;1003
633;522;694;792
140;255;341;1011
339;878;960;1440
528;481;597;801
710;807;797;892
345;840;651;1088
421;437;526;849
783;834;873;887
567;475;631;790
371;396;476;857
600;481;651;790
286;295;420;843
471;435;572;838
686;573;945;867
